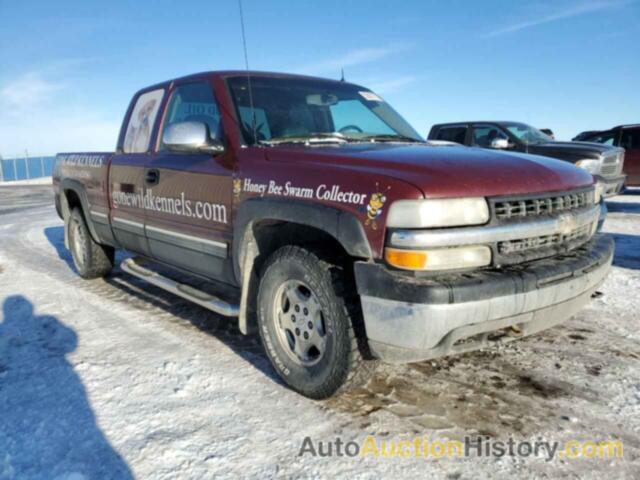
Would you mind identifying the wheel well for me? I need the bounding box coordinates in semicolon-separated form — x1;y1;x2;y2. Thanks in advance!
62;189;82;220
238;220;357;335
252;220;351;271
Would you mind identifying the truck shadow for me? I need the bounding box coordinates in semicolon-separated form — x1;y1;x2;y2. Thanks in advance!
44;226;76;273
606;201;640;214
0;295;133;479
44;226;129;274
610;233;640;270
102;273;283;386
43;225;283;388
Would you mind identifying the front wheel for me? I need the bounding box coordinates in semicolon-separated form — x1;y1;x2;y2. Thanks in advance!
257;246;375;399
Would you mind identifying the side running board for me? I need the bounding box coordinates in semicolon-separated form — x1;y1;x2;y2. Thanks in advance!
121;258;239;317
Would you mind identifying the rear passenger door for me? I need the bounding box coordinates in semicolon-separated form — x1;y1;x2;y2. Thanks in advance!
110;88;165;256
143;80;235;283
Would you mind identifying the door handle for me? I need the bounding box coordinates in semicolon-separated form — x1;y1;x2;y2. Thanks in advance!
145;169;159;186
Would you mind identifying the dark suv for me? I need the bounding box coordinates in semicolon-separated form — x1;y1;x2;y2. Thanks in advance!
428;121;626;197
577;125;640;186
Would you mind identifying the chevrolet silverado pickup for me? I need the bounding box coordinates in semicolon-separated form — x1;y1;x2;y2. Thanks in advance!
428;121;626;197
54;71;614;399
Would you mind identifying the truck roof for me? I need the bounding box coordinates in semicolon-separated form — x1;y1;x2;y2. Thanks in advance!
140;70;361;92
431;121;523;127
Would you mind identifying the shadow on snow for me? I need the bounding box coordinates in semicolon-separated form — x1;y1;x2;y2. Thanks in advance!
0;295;133;479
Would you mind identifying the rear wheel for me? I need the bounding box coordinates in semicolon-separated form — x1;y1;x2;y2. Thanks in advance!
67;207;114;279
257;246;376;399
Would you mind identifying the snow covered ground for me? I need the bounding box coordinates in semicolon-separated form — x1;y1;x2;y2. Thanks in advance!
0;186;638;479
0;177;52;187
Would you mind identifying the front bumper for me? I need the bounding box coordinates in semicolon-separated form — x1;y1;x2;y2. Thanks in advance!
355;234;614;363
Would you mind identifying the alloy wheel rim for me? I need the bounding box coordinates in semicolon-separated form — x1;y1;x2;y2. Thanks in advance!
272;279;327;367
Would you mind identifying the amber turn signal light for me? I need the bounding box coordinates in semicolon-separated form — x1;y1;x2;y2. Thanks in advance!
384;248;428;270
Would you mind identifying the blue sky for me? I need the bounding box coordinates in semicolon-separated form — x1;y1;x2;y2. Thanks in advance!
0;0;638;156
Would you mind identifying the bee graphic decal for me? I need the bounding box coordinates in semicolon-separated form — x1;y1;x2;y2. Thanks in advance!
365;183;391;230
233;178;242;199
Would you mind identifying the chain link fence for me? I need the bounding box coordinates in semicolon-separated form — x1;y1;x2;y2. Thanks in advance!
0;156;55;182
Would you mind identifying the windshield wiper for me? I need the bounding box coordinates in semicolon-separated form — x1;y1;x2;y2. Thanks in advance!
260;132;351;146
359;134;424;144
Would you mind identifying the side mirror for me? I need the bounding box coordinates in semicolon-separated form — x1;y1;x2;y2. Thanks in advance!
162;121;224;155
490;138;509;149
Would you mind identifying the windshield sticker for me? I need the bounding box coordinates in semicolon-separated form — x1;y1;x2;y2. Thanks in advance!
359;91;382;102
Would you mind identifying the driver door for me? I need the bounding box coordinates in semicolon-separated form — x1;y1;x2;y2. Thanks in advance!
143;80;235;284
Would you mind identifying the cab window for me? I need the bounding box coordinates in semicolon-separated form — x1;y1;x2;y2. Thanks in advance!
472;125;508;147
161;82;221;150
435;126;467;144
585;131;617;146
123;88;165;153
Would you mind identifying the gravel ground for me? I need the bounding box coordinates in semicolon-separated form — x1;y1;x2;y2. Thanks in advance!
0;185;638;479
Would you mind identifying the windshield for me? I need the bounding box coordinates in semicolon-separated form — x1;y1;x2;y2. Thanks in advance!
226;75;424;145
503;122;552;145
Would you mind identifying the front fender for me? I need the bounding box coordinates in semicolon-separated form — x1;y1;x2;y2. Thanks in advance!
232;197;372;283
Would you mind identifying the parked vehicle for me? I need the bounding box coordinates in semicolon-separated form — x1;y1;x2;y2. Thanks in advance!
540;128;555;139
576;125;640;186
573;130;602;142
54;72;613;398
428;121;625;197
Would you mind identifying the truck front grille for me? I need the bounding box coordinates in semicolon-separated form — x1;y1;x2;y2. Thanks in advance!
493;189;594;220
600;152;624;177
498;223;592;255
600;164;618;176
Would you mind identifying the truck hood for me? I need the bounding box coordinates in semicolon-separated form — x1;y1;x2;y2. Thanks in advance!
265;143;594;198
526;141;620;160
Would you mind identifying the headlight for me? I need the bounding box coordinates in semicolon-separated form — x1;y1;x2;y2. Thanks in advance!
386;198;489;228
575;159;601;175
385;245;491;271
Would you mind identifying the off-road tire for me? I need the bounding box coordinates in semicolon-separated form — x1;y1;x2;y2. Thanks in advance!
257;245;376;399
67;207;114;279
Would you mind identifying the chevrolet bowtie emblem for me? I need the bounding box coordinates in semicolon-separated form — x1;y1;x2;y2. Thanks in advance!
557;213;578;235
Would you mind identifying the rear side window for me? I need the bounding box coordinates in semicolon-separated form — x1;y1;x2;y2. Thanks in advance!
123;89;165;153
435;126;467;144
621;129;640;150
161;82;222;148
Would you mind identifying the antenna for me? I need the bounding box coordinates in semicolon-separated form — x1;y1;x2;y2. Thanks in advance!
238;0;258;145
340;68;345;82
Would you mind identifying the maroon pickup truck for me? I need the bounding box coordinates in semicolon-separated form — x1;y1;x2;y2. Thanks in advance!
54;71;613;399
